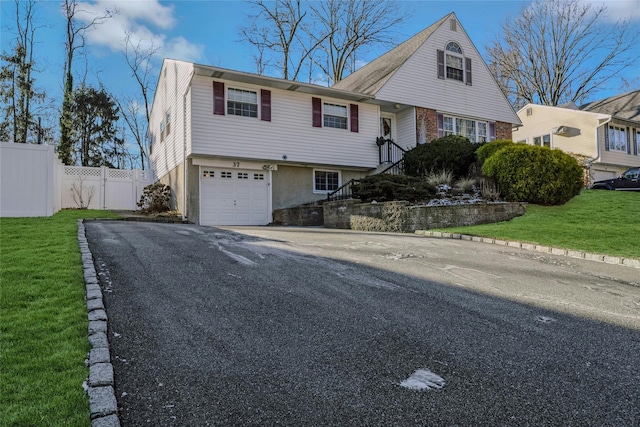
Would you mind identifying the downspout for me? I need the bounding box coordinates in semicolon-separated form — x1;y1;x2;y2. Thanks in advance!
181;71;194;222
182;92;187;222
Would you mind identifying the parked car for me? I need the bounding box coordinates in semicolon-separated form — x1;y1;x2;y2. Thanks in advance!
591;167;640;191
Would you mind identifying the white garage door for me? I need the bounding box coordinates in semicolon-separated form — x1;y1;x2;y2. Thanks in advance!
200;168;269;226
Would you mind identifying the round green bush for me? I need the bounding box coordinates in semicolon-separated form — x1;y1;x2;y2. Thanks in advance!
482;145;583;205
476;139;514;165
352;174;436;203
404;135;478;179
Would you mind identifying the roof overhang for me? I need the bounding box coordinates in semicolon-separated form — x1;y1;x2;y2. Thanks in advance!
193;63;374;104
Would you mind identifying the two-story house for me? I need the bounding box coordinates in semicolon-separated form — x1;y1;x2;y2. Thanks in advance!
148;13;520;225
512;90;640;184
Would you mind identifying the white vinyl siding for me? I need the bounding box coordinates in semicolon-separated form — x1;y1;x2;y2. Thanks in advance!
148;59;194;180
375;22;519;126
189;75;378;168
396;108;417;148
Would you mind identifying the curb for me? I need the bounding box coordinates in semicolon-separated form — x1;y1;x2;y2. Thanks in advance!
415;229;640;269
78;220;121;427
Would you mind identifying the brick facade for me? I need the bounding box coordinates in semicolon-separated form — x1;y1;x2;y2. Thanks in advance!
495;121;512;140
415;107;438;144
415;107;513;143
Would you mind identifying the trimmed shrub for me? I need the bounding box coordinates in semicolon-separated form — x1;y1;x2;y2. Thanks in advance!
476;139;514;165
404;135;478;179
137;181;171;213
482;145;583;205
351;174;436;203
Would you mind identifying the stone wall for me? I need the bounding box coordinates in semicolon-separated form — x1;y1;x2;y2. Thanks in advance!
323;200;526;232
272;205;324;226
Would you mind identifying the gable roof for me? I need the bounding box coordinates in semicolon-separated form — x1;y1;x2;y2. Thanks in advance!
332;14;451;95
579;90;640;122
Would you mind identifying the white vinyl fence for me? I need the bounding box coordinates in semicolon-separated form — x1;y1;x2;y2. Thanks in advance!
1;141;152;217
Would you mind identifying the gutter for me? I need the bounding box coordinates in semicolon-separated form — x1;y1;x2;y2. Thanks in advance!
181;69;195;222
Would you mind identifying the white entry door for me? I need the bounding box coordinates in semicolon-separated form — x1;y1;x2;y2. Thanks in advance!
200;168;269;226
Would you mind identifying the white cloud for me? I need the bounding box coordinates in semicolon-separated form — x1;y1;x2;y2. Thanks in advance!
73;0;204;61
581;0;640;22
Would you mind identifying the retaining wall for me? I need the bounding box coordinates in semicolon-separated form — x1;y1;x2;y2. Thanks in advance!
322;199;527;232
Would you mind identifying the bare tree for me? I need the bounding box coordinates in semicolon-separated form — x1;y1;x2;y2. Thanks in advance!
0;0;45;143
311;0;406;84
240;0;405;84
118;30;160;169
487;0;639;108
59;0;114;164
240;0;323;81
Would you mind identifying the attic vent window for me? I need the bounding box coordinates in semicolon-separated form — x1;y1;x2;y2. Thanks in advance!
450;19;457;31
526;108;533;116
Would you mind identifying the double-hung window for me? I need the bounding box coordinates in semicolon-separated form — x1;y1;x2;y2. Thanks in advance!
227;88;258;117
314;170;340;193
323;103;348;129
608;125;627;152
445;42;464;82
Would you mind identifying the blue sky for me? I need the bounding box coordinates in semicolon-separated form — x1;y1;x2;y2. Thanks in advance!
1;0;639;125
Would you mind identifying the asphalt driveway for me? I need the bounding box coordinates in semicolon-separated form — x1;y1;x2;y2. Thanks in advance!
85;221;640;426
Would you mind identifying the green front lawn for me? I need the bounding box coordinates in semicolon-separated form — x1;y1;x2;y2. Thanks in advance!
0;210;119;427
437;190;639;259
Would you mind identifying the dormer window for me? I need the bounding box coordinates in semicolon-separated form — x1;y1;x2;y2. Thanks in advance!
445;42;464;81
437;42;472;85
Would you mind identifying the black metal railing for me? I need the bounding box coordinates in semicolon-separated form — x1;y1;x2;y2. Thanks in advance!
377;158;405;175
377;137;406;165
327;178;361;202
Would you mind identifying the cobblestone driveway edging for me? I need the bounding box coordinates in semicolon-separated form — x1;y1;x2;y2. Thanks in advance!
78;220;121;427
415;229;640;269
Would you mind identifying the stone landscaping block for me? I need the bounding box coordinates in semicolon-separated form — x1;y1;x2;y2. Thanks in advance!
471;236;483;242
89;320;107;335
507;241;521;248
622;258;640;268
452;234;461;239
86;284;101;295
494;240;507;246
89;332;109;349
461;235;472;241
90;348;111;365
535;245;550;253
551;248;567;256
92;414;121;427
584;253;605;262
86;289;103;300
89;363;114;387
482;237;494;244
567;250;584;259
521;243;535;251
603;256;621;265
441;232;452;238
432;231;443;238
87;298;105;311
414;230;426;235
89;309;108;322
89;386;117;419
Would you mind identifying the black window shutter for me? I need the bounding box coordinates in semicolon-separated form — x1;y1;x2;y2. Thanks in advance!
489;122;496;141
626;127;631;154
312;97;322;127
437;50;445;80
604;124;609;151
350;104;359;133
213;81;225;115
261;89;271;122
465;57;472;86
634;129;638;155
437;113;444;138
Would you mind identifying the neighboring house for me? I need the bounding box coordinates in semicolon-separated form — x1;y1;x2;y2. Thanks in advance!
148;13;520;226
512;90;640;184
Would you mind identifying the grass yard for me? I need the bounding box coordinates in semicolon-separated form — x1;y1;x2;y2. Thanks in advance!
0;209;120;427
437;190;639;259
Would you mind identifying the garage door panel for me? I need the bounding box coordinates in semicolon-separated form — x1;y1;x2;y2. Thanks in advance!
200;167;269;226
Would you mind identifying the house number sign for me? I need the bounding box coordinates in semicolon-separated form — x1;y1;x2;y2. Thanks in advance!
232;162;240;168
